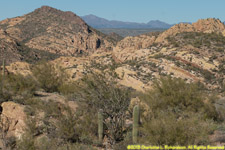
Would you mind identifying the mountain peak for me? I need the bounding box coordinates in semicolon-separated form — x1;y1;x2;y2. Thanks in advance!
85;14;99;18
29;6;87;28
147;20;164;23
35;5;60;13
192;18;225;32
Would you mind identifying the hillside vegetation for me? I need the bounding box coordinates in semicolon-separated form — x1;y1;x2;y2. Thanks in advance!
0;60;223;150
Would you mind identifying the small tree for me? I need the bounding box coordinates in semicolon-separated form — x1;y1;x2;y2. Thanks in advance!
73;69;132;145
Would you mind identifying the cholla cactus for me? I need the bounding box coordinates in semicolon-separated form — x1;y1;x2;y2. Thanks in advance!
132;105;140;143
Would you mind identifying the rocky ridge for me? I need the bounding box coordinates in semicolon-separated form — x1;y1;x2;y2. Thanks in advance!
155;18;225;43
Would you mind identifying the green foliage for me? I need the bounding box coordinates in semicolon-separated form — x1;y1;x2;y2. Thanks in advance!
17;118;37;150
57;107;78;143
17;113;97;150
17;133;36;150
140;112;213;146
37;100;79;143
31;61;67;93
113;131;132;150
139;76;218;145
0;73;37;103
74;108;99;145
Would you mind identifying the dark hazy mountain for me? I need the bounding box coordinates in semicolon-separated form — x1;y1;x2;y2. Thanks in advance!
147;20;172;28
81;14;172;29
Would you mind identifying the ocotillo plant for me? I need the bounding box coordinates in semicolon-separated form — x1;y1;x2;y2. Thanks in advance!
132;105;140;143
98;109;103;143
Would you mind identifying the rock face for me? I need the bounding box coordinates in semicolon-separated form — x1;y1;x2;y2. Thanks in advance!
0;102;26;139
155;18;225;43
192;18;225;32
0;29;23;65
0;6;115;63
74;32;112;54
113;35;156;62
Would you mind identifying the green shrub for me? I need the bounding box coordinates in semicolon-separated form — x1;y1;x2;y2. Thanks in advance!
31;61;67;93
139;76;218;145
17;118;37;150
142;77;217;119
17;133;35;150
35;100;80;143
140;112;212;146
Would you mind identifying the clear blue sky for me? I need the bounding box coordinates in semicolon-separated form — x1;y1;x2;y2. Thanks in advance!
0;0;225;24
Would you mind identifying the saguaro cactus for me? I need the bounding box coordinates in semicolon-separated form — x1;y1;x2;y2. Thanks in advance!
132;105;140;143
2;59;5;76
98;109;103;143
1;59;5;89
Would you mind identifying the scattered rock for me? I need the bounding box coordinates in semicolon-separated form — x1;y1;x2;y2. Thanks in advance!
0;102;27;139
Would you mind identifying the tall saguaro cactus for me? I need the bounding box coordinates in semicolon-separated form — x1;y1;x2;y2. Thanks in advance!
98;109;103;143
2;59;5;76
1;59;5;89
132;105;140;143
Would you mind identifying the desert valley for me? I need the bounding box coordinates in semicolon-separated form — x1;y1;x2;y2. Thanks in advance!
0;6;225;150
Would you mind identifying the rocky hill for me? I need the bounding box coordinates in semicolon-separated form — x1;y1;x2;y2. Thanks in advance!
155;18;225;43
113;18;225;92
0;6;116;64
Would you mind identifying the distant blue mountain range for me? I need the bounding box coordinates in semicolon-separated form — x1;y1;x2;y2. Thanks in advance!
81;14;173;29
81;15;225;29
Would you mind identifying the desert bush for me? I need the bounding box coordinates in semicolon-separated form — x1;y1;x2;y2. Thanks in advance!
17;133;35;150
31;61;67;93
36;100;80;143
71;69;132;145
140;112;213;146
113;131;132;150
0;73;37;103
18;100;82;149
142;76;218;119
139;76;218;145
73;108;99;145
17;118;37;150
